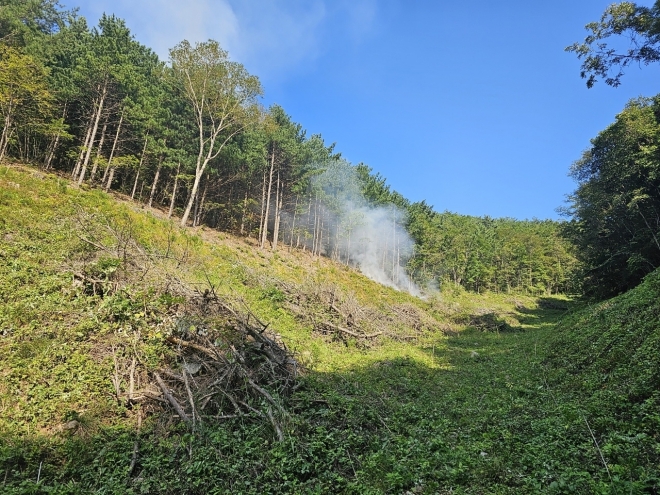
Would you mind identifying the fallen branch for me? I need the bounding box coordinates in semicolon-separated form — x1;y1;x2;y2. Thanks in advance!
321;321;382;339
183;369;198;425
266;407;284;442
166;336;221;362
154;372;190;423
127;440;139;480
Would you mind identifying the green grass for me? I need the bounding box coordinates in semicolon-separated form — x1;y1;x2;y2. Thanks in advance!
0;163;658;494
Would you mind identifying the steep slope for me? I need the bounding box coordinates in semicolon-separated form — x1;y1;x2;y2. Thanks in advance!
543;269;660;490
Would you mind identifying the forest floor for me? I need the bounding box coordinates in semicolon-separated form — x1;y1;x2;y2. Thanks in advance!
0;163;657;494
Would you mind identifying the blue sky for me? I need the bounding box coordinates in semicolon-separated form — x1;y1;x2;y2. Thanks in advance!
74;0;659;220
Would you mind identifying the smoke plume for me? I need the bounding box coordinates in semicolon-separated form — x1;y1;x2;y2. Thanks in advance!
299;159;421;295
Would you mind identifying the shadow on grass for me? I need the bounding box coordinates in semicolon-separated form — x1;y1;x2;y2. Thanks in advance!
2;295;651;495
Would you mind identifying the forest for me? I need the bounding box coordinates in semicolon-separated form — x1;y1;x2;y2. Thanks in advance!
2;1;660;493
0;0;578;296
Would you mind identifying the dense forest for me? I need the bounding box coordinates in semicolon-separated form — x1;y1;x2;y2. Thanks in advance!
0;0;578;296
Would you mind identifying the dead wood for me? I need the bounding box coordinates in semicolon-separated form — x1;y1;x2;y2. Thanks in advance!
166;335;221;362
154;372;190;423
319;321;383;339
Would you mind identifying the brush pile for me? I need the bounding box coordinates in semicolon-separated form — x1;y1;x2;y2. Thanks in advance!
274;279;439;344
150;287;299;440
70;210;299;440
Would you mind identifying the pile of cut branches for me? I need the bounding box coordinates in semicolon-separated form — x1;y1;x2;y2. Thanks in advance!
272;278;438;344
150;287;299;440
69;208;299;440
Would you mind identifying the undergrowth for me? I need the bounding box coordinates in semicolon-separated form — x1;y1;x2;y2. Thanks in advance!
0;164;658;494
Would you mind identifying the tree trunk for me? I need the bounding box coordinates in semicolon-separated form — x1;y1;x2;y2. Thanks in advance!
312;194;319;255
194;179;208;227
258;167;267;242
0;111;13;163
72;118;93;179
180;170;202;227
44;103;67;170
148;155;163;208
131;134;149;200
260;147;276;249
168;162;181;219
78;82;107;185
131;169;140;200
240;186;250;235
272;168;282;251
103;110;124;190
289;195;298;247
180;132;219;228
89;119;108;183
105;167;116;192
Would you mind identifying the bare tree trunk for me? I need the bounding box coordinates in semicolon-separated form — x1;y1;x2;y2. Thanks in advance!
260;147;276;249
148;155;163;208
44;103;67;170
258;168;267;242
131;170;140;200
289;195;298;247
240;185;250;235
0;97;14;163
193;178;208;227
272;168;282;251
89;119;108;183
131;134;149;200
105;167;117;192
103;110;123;190
72;119;93;179
312;194;318;255
0;122;12;163
78;82;107;185
180;169;204;227
44;131;60;170
168;162;181;219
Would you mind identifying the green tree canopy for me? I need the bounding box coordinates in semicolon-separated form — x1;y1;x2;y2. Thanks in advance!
567;1;660;87
563;96;660;297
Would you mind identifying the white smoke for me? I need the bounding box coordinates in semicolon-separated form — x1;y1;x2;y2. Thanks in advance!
303;160;421;296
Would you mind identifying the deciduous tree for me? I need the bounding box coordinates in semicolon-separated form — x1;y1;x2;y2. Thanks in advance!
567;1;660;87
169;40;262;227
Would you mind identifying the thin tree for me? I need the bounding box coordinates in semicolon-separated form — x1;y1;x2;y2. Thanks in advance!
169;40;262;227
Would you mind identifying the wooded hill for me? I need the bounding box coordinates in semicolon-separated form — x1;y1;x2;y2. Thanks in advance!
1;1;660;493
0;1;577;296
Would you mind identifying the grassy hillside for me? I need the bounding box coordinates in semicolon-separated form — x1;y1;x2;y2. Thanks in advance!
0;163;657;494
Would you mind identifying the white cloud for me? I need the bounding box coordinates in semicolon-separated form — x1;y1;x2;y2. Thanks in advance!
224;0;327;80
87;0;237;60
78;0;378;80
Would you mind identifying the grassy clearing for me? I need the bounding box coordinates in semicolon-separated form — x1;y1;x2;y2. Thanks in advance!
0;164;657;494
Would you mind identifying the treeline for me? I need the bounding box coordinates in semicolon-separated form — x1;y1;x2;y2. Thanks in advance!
564;1;660;299
0;0;577;295
408;209;577;294
562;97;660;298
